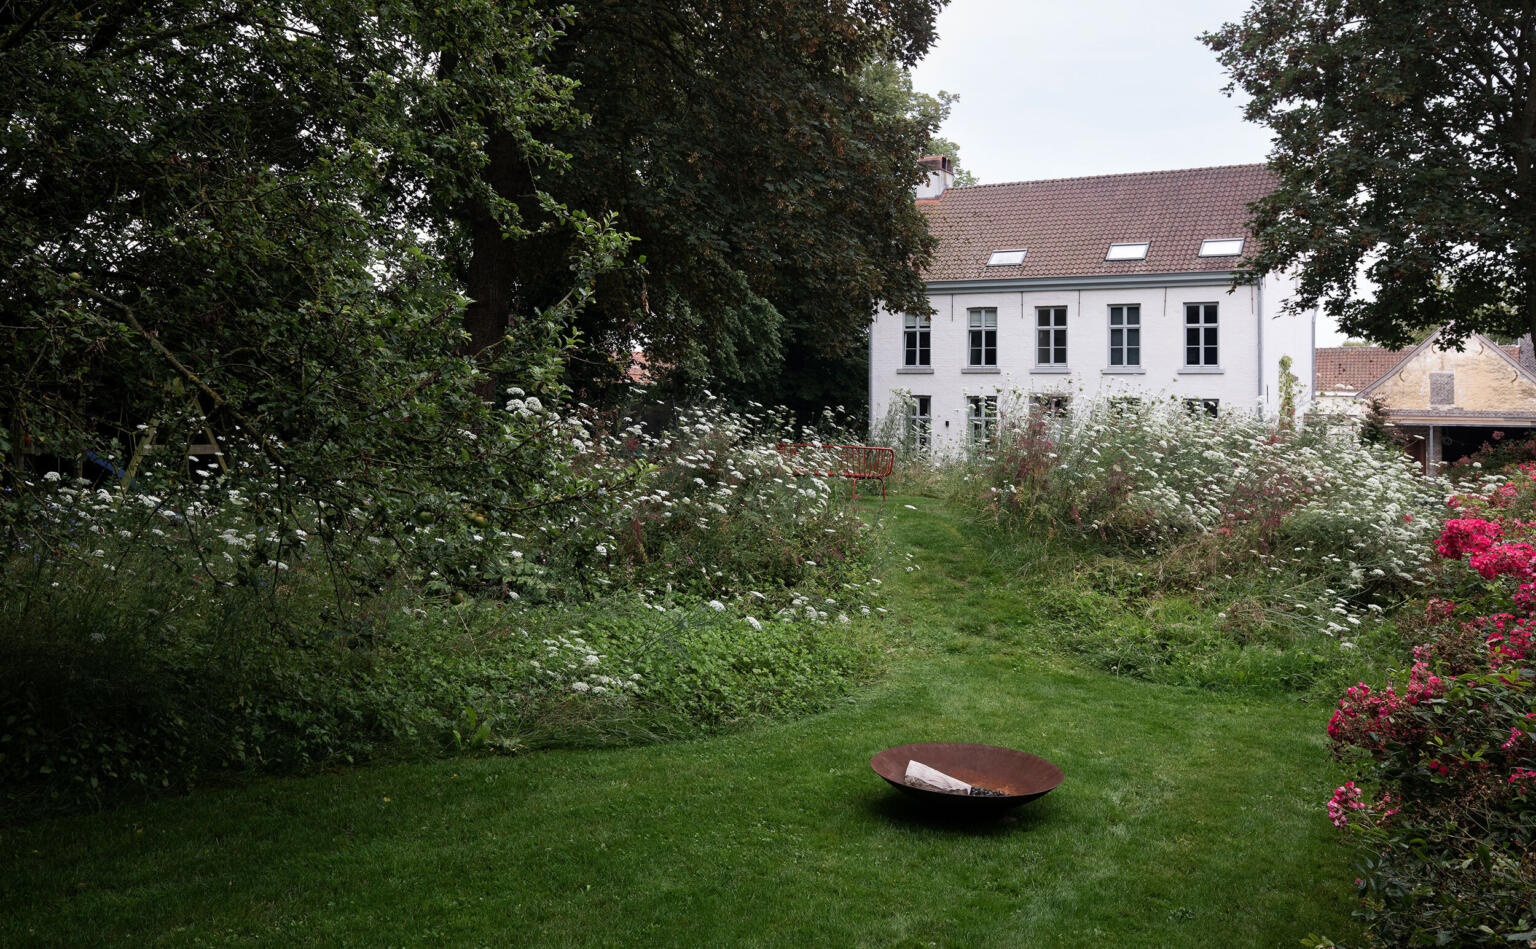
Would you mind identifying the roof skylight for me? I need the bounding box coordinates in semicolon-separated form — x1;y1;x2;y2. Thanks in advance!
1198;238;1245;257
1105;242;1150;261
986;249;1026;266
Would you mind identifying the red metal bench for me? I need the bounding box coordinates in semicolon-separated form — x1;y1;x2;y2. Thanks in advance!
775;443;896;499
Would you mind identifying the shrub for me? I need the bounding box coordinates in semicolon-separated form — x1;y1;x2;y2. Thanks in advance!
0;397;886;817
1320;467;1536;946
979;399;1438;585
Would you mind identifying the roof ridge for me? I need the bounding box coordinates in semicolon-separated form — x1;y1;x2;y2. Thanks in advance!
945;162;1269;193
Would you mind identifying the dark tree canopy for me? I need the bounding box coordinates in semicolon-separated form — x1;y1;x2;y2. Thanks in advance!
0;1;616;464
472;0;947;419
1204;2;1536;349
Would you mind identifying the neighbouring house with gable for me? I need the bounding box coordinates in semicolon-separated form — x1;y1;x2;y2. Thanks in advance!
1316;333;1536;472
869;159;1316;454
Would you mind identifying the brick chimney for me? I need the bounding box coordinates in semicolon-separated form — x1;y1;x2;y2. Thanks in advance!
1520;334;1536;376
916;155;954;200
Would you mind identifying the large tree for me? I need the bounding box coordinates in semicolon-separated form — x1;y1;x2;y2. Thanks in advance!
1203;2;1536;348
0;0;614;486
464;0;947;419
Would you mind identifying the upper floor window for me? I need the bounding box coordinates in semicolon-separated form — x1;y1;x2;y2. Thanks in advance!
903;314;931;367
1036;307;1067;366
967;308;997;367
1184;303;1218;366
908;395;932;452
1108;305;1140;367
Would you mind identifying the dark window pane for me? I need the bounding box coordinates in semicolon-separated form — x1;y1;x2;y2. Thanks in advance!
1126;346;1139;365
1110;309;1122;326
1187;346;1200;364
1038;346;1050;364
1110;349;1123;366
1110;328;1123;348
1127;328;1140;347
1186;327;1199;346
1205;345;1218;364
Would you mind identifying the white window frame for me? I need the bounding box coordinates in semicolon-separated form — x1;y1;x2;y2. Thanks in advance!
1036;306;1067;367
967;395;998;447
1108;304;1140;367
967;308;997;367
1184;303;1219;367
1106;242;1149;260
903;313;931;367
1198;238;1245;257
908;395;932;452
986;249;1027;266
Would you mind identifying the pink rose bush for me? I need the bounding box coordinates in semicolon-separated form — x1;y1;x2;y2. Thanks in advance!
1323;467;1536;946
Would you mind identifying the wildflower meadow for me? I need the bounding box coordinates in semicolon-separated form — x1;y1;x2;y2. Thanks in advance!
0;395;884;814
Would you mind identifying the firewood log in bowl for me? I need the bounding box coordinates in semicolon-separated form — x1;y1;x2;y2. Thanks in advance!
870;742;1064;814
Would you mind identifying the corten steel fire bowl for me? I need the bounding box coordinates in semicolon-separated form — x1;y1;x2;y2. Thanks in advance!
870;742;1064;814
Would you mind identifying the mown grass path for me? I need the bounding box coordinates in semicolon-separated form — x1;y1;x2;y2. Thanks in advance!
1;498;1357;947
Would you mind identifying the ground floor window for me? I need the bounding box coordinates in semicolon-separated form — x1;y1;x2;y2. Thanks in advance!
967;395;998;448
1030;393;1070;419
907;395;932;452
1184;398;1219;418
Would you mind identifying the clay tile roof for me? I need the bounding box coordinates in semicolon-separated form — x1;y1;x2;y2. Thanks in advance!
1316;341;1523;395
918;163;1276;282
1314;346;1406;395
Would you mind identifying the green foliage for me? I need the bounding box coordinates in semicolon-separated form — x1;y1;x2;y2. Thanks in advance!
1319;476;1536;946
0;398;886;817
497;0;944;420
1359;397;1396;448
1279;354;1299;429
1203;3;1536;346
0;0;636;567
857;60;978;185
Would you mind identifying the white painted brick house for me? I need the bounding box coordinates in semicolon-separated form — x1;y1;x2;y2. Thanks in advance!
870;160;1315;454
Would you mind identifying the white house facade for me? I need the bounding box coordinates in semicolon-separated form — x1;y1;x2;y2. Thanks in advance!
870;161;1315;454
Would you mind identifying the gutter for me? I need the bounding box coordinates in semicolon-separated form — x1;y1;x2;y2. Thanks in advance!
925;270;1240;294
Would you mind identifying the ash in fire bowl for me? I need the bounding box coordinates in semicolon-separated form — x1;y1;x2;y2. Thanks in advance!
870;742;1064;813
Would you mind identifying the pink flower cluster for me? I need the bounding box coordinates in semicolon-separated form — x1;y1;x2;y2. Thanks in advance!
1328;488;1536;830
1328;782;1364;827
1436;517;1501;559
1470;541;1536;581
1480;615;1535;669
1328;682;1418;749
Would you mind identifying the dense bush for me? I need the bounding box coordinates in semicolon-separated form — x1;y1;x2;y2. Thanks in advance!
0;399;884;817
979;399;1438;586
1319;468;1536;947
947;398;1443;691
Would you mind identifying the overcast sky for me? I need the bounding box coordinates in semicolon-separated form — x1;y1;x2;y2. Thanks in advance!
910;0;1271;183
909;0;1355;342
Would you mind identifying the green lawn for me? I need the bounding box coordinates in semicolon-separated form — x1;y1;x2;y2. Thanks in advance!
0;498;1359;947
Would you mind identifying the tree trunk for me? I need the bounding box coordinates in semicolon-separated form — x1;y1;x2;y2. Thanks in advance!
461;128;527;401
